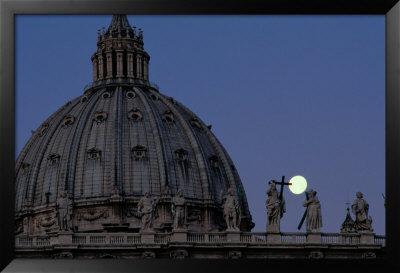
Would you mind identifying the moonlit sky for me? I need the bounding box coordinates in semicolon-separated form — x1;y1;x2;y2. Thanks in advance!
16;15;385;234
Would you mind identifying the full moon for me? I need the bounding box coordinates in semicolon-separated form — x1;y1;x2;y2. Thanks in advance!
289;175;307;194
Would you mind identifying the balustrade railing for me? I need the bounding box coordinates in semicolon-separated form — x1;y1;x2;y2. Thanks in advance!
83;78;159;92
374;235;386;246
15;232;386;248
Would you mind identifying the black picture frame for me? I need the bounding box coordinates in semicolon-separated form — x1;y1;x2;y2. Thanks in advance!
1;0;399;272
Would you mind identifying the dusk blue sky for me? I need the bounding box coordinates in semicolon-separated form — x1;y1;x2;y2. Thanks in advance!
16;15;385;234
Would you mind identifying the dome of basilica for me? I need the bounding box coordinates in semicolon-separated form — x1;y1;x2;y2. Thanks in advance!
15;15;253;234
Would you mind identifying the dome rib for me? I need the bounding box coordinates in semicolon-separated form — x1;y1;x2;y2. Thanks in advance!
156;92;211;200
69;89;106;198
115;87;124;194
26;99;80;208
175;101;238;194
133;87;168;192
17;104;67;207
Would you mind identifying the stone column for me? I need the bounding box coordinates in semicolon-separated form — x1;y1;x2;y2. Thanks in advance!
98;54;104;80
126;52;134;78
115;51;124;78
106;51;113;79
136;54;142;79
143;57;148;80
92;58;98;81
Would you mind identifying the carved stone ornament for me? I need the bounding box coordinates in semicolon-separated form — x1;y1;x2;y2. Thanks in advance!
162;110;175;123
39;123;49;136
362;252;377;259
186;210;202;223
36;214;57;228
53;252;73;259
15;223;23;235
62;116;75;128
228;251;242;259
94;111;108;123
142;251;156;259
190;118;202;130
79;209;108;221
128;108;143;121
98;254;117;259
170;249;189;259
309;251;324;259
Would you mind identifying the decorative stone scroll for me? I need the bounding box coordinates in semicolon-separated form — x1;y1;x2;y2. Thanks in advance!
79;209;108;221
36;214;57;228
170;249;189;259
142;251;156;259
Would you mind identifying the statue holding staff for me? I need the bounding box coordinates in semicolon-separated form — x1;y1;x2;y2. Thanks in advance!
266;182;286;233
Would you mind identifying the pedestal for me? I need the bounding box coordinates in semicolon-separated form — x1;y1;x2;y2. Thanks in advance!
172;229;187;242
267;233;281;243
57;231;73;245
140;232;155;244
306;232;322;244
226;231;241;243
360;232;374;244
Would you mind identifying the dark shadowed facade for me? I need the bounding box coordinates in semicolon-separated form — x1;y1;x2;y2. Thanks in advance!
14;15;385;259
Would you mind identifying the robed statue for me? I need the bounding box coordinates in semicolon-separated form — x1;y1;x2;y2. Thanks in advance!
302;189;322;232
137;192;159;231
266;182;286;233
351;192;373;232
171;189;186;229
57;191;73;231
220;188;241;231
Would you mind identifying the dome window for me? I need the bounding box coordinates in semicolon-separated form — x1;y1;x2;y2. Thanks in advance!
102;92;111;99
126;91;136;99
21;162;30;174
162;110;174;123
39;123;49;136
47;154;60;166
175;149;188;161
80;96;88;103
87;148;101;160
94;111;108;123
151;94;158;101
131;145;147;160
209;155;219;168
190;118;202;130
128;109;143;121
169;97;177;105
62;116;75;128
